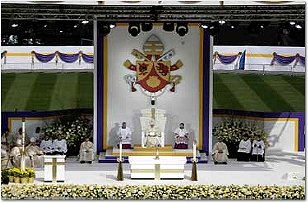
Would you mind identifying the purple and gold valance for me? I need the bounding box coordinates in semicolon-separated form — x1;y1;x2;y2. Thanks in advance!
57;51;81;63
31;51;93;64
81;53;94;63
214;51;241;64
31;51;57;63
271;52;305;66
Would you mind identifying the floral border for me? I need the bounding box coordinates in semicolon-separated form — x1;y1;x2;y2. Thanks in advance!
1;184;304;200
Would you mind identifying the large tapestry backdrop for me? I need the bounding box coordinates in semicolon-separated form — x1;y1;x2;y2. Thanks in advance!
104;25;203;149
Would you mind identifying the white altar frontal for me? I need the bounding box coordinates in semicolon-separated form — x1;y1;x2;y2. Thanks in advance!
44;155;65;182
128;156;186;179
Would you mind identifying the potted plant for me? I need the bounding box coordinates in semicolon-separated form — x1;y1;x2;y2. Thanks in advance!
19;170;29;184
1;169;9;184
12;168;21;183
8;168;14;182
26;168;35;183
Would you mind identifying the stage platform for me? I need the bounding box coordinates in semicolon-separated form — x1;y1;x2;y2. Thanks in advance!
98;145;208;163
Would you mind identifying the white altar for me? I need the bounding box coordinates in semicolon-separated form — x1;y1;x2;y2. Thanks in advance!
140;108;166;147
128;156;186;179
44;155;65;182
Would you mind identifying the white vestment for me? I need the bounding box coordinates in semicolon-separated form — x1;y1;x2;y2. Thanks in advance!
212;142;229;163
252;140;265;155
26;144;44;167
79;141;94;162
1;144;12;169
117;127;132;145
40;139;54;154
237;139;252;154
174;128;189;144
32;132;42;142
53;139;68;153
144;126;161;147
9;146;31;168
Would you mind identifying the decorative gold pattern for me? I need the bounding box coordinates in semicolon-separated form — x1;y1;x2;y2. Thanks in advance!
146;76;161;88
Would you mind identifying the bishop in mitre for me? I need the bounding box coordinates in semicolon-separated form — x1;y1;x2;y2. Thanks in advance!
79;137;94;164
212;137;229;164
26;137;44;167
1;137;12;169
10;138;31;168
117;122;132;149
144;120;161;148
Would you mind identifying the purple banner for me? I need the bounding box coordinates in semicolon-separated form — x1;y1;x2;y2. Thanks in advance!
57;51;80;63
271;52;296;65
298;55;305;66
82;53;94;63
216;53;239;64
32;51;56;63
1;51;7;59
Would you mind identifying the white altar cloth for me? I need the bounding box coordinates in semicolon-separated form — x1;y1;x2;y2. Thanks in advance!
44;155;65;182
128;156;186;179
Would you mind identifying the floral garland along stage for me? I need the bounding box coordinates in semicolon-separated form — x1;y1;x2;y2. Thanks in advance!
1;184;304;200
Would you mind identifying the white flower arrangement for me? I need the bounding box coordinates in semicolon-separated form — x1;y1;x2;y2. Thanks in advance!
1;184;304;200
42;116;92;155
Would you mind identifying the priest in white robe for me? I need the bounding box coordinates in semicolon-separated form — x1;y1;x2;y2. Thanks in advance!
9;139;31;168
1;137;12;169
79;137;94;164
52;135;68;155
144;120;162;148
32;127;43;144
251;135;265;162
174;123;189;149
40;135;54;155
212;137;229;164
26;137;44;167
237;135;252;161
14;127;30;146
117;122;132;149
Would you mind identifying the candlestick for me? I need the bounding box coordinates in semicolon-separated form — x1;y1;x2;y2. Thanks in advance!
119;140;122;161
193;141;196;162
21;118;26;170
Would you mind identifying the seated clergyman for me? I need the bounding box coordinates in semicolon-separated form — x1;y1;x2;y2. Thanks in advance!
237;134;252;162
144;120;161;148
174;123;189;149
52;135;68;155
10;138;31;168
79;137;94;164
117;122;132;149
251;135;265;162
26;137;44;167
40;135;54;155
1;137;12;169
212;137;229;164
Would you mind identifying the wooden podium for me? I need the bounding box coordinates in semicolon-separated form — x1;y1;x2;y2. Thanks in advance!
44;155;65;182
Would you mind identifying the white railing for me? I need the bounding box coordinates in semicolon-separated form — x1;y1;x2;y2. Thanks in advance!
1;62;94;71
213;64;305;74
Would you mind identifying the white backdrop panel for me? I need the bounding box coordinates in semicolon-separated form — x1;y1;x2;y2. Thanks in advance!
106;26;201;147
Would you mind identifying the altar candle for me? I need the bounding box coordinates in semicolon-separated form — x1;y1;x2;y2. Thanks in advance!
119;140;122;161
193;141;196;162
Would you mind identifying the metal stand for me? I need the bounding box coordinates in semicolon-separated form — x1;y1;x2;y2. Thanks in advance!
117;157;124;181
191;159;198;181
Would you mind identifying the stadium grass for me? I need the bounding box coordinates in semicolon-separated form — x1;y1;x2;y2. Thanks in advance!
1;72;304;112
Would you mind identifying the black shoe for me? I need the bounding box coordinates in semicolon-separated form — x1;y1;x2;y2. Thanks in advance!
223;162;227;165
80;161;85;164
87;161;92;164
214;161;218;165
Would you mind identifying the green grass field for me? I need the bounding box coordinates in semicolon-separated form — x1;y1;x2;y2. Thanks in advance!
1;72;305;112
